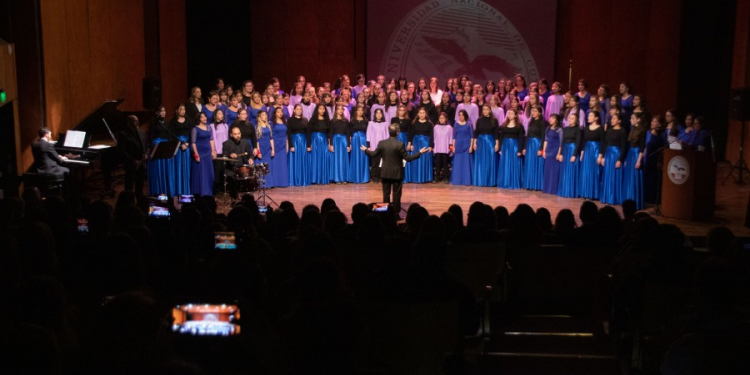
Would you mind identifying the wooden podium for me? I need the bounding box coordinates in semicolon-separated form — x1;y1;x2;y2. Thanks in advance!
661;149;716;220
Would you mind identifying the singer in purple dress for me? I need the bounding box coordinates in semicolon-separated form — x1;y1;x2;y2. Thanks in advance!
542;114;563;195
455;92;479;129
366;108;390;183
544;82;565;121
451;110;473;185
267;107;289;188
191;113;216;196
433;113;453;183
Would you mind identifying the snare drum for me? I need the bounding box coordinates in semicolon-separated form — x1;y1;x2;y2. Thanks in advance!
234;164;254;180
237;176;259;192
254;163;270;175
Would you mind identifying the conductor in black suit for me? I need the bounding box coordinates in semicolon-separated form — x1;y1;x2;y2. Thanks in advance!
32;127;70;176
117;115;149;196
361;124;428;215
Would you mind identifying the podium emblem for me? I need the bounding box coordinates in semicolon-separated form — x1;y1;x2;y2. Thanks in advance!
668;156;690;185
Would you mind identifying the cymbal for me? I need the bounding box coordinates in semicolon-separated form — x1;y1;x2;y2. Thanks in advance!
215;157;239;162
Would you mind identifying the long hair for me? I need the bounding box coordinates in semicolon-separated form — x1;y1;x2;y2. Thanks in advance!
372;108;386;123
502;108;518;128
273;107;286;125
628;112;645;142
333;105;346;121
212;108;224;125
310;104;330;125
457;109;470;125
189;86;203;104
396;104;410;121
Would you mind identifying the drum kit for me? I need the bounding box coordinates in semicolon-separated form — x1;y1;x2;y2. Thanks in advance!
215;156;277;211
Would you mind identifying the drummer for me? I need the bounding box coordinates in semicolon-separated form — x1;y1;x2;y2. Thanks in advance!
222;126;254;197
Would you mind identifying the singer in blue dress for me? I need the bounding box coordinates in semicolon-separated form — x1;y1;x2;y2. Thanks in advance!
451;110;473;185
542;114;563;195
267;107;289;188
522;106;545;191
247;91;265;127
472;105;499;187
171;104;192;195
255;111;274;180
408;107;435;183
600;114;628;205
557;113;582;197
622;113;646;209
347;105;370;183
308;104;331;185
287;105;311;186
148;106;175;196
644;115;665;204
578;111;605;200
392;105;412;182
497;108;525;189
329;105;351;183
190;113;216;196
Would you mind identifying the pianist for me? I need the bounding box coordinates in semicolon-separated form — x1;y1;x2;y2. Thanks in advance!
32;127;70;176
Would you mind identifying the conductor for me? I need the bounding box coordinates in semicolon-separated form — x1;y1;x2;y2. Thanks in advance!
361;124;428;216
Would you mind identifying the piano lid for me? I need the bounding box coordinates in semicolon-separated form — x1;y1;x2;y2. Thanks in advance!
67;99;154;146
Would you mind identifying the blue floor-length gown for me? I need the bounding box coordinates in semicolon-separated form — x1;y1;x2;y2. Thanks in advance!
578;140;602;200
622;147;644;209
398;131;411;183
601;146;623;205
190;126;215;196
148;138;176;196
543;126;562;195
174;135;191;195
330;134;349;183
557;142;579;197
289;133;311;186
267;123;289;188
451;123;473;185
522;137;543;190
410;135;434;183
347;131;369;183
310;132;330;184
473;134;496;187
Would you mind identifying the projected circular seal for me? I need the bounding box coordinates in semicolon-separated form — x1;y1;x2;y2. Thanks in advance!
378;0;539;83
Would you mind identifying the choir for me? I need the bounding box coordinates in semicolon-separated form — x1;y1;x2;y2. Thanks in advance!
143;73;712;210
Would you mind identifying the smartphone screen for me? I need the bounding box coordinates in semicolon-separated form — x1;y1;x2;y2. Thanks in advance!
179;194;195;204
214;232;237;250
148;205;170;218
77;218;89;234
257;205;268;214
157;194;169;202
171;303;240;336
372;203;390;212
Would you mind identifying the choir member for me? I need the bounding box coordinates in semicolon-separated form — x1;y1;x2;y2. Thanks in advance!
562;94;586;127
438;92;455;125
290;82;304;108
619;82;634;130
148;106;174;196
329;105;351;184
687;116;710;151
600;114;627;205
255;111;274;183
288;104;311;186
543;114;563;195
417;90;439;124
471;104;499;187
489;95;505;125
366;108;390;183
347;105;370;183
576;79;591;119
514;74;529;102
225;95;241;126
266;107;289;188
522;105;546;191
633;94;649;121
521;93;543;130
455;91;479;129
408;107;435;183
578;111;605;200
385;91;400;122
170;104;192;195
398;90;417;121
664;109;686;145
300;90;316;121
429;77;443;106
538;78;551;104
186;86;203;125
451;110;473;186
210;108;229;192
240;80;254;108
352;74;367;100
557;113;582;197
322;92;336;119
202;91;223;125
484;80;496;103
370;92;387;122
355;90;371;121
622;112;646;209
605;95;622;130
191;112;216;196
307;104;331;184
644;115;666;204
433;112;453;183
544;82;564;121
497;108;525;189
247;91;265;127
219;89;229;106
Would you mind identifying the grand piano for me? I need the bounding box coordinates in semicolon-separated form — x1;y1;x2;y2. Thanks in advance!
55;99;152;196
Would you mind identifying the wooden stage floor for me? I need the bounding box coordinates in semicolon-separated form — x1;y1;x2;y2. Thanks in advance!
246;161;750;237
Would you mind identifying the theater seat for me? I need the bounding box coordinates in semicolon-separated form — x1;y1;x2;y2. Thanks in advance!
23;170;65;196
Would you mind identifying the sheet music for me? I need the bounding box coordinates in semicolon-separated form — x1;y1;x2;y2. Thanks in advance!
63;130;86;148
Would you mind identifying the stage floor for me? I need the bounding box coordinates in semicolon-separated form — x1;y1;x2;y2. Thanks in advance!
244;161;750;237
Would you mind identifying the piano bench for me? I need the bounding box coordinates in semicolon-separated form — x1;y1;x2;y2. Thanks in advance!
23;172;65;196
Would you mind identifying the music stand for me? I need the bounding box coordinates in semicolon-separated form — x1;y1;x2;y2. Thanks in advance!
150;141;180;160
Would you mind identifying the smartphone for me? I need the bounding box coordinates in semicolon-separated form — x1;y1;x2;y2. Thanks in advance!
257;205;268;214
77;218;89;234
178;194;195;204
372;203;390;212
214;232;237;250
171;303;241;336
157;194;169;202
148;204;171;218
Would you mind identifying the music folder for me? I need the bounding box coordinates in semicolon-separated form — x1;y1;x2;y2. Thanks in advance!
151;141;180;160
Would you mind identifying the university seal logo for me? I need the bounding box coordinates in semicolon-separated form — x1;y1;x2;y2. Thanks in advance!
668;156;690;185
379;0;539;82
